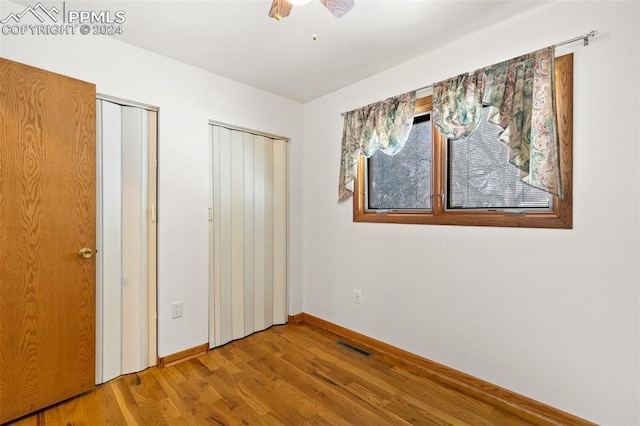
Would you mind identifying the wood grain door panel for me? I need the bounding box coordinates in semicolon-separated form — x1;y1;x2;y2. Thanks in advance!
0;58;96;424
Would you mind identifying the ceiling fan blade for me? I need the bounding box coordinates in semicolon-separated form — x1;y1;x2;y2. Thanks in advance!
319;0;355;18
268;0;293;20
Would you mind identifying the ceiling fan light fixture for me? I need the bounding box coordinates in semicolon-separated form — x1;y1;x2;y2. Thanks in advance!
269;0;354;20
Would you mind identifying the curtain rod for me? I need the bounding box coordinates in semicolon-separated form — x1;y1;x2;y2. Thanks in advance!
340;30;598;117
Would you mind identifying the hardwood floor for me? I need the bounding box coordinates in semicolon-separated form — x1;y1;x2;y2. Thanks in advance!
10;323;551;425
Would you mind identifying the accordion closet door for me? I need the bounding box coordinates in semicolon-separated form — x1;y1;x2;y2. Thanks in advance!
96;99;157;384
209;125;288;348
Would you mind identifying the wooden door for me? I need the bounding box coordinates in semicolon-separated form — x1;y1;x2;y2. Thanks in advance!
0;59;96;423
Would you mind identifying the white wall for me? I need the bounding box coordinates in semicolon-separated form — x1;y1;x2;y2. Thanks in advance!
0;0;304;357
0;1;4;56
302;2;639;424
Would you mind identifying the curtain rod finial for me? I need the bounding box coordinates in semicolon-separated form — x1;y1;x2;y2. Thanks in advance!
584;30;598;46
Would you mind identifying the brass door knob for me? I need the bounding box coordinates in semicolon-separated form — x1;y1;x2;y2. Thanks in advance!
78;248;94;259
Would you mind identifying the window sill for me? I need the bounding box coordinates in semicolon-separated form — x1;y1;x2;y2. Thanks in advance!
353;209;571;229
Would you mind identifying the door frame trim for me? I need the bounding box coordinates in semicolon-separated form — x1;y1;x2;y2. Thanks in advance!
208;120;290;142
97;93;158;112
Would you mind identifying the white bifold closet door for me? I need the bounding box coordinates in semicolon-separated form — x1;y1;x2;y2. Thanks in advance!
209;125;287;348
96;99;157;384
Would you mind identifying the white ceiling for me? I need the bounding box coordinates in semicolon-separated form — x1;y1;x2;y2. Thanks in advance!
68;0;550;103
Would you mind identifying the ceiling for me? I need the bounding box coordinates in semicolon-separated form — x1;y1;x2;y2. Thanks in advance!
65;0;550;103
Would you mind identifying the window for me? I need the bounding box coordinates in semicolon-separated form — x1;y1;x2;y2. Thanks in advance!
368;112;432;211
353;54;573;228
446;107;553;211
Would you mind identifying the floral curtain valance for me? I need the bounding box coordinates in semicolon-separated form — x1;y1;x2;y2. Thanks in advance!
338;91;416;201
433;46;562;197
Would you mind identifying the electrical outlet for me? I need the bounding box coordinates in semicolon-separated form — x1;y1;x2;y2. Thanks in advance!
171;302;183;319
353;289;362;304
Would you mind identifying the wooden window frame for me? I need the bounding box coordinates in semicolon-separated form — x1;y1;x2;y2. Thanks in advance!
353;54;573;229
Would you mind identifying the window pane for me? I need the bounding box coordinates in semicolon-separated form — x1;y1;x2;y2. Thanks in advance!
448;108;552;210
368;115;431;210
